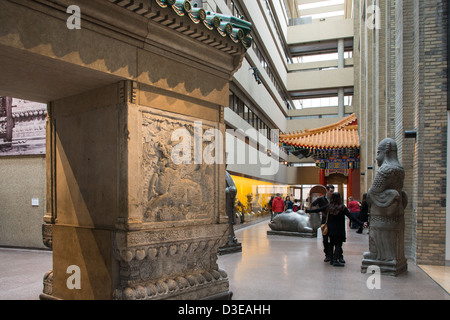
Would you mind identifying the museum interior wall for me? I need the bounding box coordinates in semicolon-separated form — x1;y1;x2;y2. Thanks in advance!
355;0;449;265
1;0;449;278
0;156;47;249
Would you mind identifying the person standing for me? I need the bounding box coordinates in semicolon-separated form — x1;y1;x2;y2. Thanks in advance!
309;192;365;267
347;196;361;229
293;199;301;212
357;193;369;234
326;192;365;266
309;185;334;262
268;196;275;221
284;195;294;211
271;193;285;219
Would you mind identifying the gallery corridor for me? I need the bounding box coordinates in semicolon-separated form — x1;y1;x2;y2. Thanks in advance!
218;220;450;300
0;219;449;300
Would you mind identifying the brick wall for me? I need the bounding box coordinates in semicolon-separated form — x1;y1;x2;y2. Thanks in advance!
415;0;448;265
356;0;448;265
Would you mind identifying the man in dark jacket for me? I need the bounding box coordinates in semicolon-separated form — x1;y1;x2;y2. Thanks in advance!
310;185;334;262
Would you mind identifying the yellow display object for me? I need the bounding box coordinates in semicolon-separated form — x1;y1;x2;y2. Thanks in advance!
230;175;289;209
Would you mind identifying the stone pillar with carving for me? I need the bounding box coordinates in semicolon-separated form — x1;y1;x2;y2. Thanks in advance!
361;138;408;276
38;0;251;300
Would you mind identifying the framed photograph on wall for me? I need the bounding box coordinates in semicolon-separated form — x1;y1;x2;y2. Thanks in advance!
0;97;47;156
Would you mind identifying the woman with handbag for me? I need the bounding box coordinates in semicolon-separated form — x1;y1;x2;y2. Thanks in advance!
307;192;366;267
309;185;335;262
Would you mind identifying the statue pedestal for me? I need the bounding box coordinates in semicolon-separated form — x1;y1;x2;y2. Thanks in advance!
267;230;316;238
218;242;243;255
361;258;407;276
267;212;319;238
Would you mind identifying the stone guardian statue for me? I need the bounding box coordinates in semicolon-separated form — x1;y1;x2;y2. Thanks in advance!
361;138;408;276
218;171;242;254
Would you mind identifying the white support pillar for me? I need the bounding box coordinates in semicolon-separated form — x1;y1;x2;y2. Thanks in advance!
338;38;345;68
338;39;345;117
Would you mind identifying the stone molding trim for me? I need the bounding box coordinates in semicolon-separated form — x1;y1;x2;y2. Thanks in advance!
119;80;138;104
112;227;230;300
42;270;54;296
107;0;252;50
112;269;229;300
8;0;249;81
42;223;53;249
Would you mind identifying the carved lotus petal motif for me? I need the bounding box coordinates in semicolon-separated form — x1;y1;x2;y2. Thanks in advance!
159;246;168;256
135;249;146;261
202;271;213;282
135;286;146;299
156;280;168;294
180;243;189;252
167;279;177;291
189;242;198;252
186;274;197;286
121;250;134;262
146;284;157;297
169;245;177;255
148;248;158;259
123;287;135;300
176;276;189;289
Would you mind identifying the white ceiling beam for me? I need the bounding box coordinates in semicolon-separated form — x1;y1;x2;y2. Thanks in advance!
297;0;334;5
299;4;344;17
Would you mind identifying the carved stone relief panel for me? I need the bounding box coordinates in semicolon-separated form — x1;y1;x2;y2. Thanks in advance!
141;107;220;224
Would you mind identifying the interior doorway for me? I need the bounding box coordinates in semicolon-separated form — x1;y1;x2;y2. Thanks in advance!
327;173;349;204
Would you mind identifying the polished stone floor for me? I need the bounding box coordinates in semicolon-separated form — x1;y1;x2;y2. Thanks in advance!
0;219;449;300
218;219;450;300
0;248;52;300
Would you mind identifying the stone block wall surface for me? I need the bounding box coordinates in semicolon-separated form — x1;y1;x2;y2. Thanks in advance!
355;0;449;265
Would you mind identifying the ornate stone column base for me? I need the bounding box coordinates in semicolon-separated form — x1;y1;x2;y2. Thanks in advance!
111;225;232;301
113;269;231;300
361;256;408;276
266;230;316;238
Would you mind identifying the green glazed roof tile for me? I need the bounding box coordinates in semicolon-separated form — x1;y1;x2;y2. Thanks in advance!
155;0;252;49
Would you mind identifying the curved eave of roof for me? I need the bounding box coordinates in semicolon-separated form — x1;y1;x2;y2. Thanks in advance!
118;0;253;49
280;114;360;150
282;129;360;149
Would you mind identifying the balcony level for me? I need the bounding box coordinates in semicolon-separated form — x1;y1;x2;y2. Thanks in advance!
287;19;353;49
287;67;354;96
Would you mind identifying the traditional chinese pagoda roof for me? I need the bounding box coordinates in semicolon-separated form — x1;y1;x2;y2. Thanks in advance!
109;0;252;50
280;113;360;150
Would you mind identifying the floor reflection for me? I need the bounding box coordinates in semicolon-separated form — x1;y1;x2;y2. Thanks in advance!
218;219;450;300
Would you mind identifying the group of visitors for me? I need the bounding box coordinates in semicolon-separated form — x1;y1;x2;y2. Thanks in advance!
267;187;369;268
268;194;291;221
306;185;368;267
268;194;304;221
347;195;369;234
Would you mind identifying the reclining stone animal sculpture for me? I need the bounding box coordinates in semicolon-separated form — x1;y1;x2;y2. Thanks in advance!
268;210;321;235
